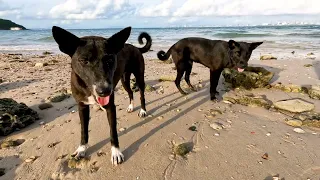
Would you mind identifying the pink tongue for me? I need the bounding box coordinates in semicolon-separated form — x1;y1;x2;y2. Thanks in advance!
97;96;110;106
237;68;244;72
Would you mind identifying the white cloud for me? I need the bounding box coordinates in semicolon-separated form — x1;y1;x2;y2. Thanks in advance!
0;0;21;17
49;0;136;20
139;0;173;17
173;0;320;17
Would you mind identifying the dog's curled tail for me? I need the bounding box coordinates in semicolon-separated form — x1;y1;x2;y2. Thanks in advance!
157;46;173;61
138;32;152;54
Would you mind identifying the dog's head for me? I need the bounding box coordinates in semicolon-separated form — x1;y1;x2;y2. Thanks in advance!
228;40;263;72
52;26;131;106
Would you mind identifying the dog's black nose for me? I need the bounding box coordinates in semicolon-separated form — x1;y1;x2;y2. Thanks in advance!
95;85;112;97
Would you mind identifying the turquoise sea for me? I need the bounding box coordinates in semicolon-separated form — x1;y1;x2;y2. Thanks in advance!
1;25;320;59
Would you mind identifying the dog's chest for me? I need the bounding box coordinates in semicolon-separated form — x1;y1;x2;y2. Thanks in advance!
82;95;96;105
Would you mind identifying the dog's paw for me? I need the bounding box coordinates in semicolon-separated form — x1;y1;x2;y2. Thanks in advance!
111;146;124;165
126;103;134;113
138;109;147;118
71;145;88;159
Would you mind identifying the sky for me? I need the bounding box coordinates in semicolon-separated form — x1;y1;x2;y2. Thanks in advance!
1;0;320;29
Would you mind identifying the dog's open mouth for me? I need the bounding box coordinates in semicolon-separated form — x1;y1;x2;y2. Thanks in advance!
97;96;110;106
237;68;244;72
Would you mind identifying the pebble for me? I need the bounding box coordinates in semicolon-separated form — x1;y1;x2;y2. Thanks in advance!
38;103;53;110
293;128;305;134
157;116;164;120
39;121;45;125
266;133;271;137
119;127;126;132
286;119;302;127
25;156;37;163
214;133;220;136
210;122;224;130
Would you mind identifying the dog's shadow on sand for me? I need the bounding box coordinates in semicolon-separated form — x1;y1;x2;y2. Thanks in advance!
87;80;211;160
0;79;39;93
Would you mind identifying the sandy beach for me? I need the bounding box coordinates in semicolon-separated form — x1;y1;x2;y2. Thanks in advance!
0;52;320;180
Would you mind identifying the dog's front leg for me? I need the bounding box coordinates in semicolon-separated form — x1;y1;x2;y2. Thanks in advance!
72;103;90;159
210;69;223;100
106;94;124;165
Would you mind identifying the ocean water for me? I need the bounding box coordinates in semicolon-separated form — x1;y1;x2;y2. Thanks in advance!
0;25;320;59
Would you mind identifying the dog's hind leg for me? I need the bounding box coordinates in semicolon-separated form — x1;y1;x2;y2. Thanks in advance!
121;72;134;113
184;60;196;91
71;103;90;159
209;69;223;101
133;71;147;118
175;61;187;95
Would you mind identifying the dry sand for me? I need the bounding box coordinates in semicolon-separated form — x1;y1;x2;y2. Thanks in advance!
0;52;320;180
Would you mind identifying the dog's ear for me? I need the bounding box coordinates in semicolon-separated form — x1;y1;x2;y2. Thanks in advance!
106;26;131;54
250;42;263;50
228;40;240;50
52;26;80;57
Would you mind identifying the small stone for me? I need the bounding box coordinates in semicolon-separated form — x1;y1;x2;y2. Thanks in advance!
157;116;164;120
286;119;303;127
293;128;305;134
119;127;126;132
49;93;69;103
48;141;60;148
38;103;53;110
188;126;197;131
198;109;203;112
39;121;45;125
266;133;271;136
260;54;277;60
210;122;224;130
307;52;314;56
304;64;313;68
176;109;181;112
214;133;220;136
34;62;48;67
25;156;37;163
261;153;269;160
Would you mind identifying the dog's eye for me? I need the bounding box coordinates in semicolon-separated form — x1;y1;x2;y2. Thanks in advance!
80;58;90;65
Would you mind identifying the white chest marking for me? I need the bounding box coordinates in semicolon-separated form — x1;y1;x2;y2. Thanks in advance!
82;95;96;105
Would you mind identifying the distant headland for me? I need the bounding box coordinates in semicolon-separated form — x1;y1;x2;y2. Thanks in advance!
0;19;27;30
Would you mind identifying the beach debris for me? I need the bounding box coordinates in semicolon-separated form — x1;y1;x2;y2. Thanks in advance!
307;52;314;56
55;154;68;161
304;64;313;67
48;93;70;103
0;139;25;149
97;151;106;157
274;99;314;113
68;157;90;169
159;76;175;82
34;62;48;67
157;86;164;94
188;126;197;131
145;84;156;92
261;153;269;160
293;128;305;134
38;103;53;110
48;141;61;148
42;51;53;55
25;156;37;163
285;119;303;127
308;84;320;100
172;142;193;157
223;95;271;109
222;66;274;90
260;54;277;60
210;122;224;130
0;98;39;136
